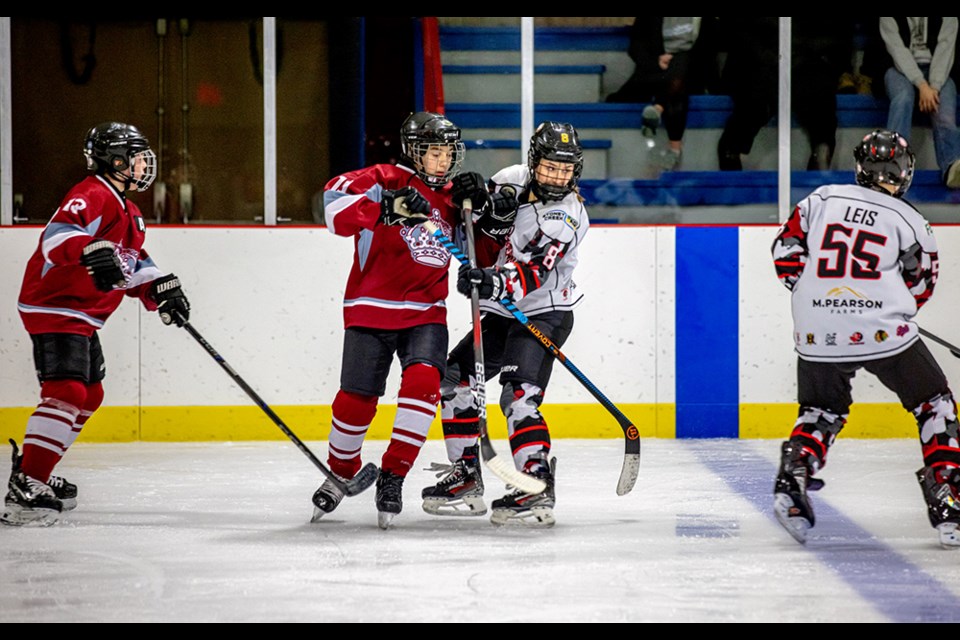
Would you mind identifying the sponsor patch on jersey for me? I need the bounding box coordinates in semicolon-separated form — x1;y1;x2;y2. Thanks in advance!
849;332;864;345
825;333;837;346
542;209;565;221
805;333;816;345
874;330;888;343
896;324;910;337
564;213;579;230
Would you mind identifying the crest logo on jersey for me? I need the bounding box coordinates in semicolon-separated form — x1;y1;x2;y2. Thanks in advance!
896;324;910;337
874;330;889;343
806;333;816;345
825;333;837;346
400;212;451;268
849;332;864;345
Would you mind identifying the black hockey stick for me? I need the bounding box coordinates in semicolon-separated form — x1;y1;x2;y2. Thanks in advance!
175;313;379;496
919;327;960;359
441;202;546;495
424;217;640;496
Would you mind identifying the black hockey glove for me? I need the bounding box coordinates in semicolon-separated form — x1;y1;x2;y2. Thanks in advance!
80;240;126;292
450;171;491;210
150;274;191;327
477;190;519;241
456;263;505;300
380;186;430;227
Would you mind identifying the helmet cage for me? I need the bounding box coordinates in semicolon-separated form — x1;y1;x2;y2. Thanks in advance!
400;112;464;187
527;122;584;201
854;129;915;197
84;122;157;191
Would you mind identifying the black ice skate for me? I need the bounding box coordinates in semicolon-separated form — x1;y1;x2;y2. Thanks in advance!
773;440;819;544
421;457;486;516
916;465;960;549
310;475;347;523
490;456;556;528
1;472;63;527
376;470;404;529
7;439;76;512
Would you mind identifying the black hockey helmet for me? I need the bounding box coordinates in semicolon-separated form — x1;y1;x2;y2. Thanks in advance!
854;129;915;198
527;121;584;201
399;111;465;188
84;122;157;191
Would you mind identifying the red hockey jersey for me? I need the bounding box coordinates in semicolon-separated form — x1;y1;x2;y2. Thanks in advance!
323;163;460;330
18;175;165;336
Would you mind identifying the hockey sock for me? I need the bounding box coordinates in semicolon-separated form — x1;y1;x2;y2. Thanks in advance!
61;382;104;450
382;363;440;477
789;406;847;473
440;381;480;462
501;382;551;469
327;390;378;479
914;392;960;480
21;379;87;483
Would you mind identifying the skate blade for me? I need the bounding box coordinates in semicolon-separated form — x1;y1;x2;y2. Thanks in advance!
1;505;60;527
490;506;555;528
422;496;487;517
774;493;811;544
310;507;328;523
937;523;960;549
377;511;397;530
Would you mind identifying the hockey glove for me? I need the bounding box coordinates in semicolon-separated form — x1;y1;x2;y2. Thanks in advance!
380;186;431;227
150;274;191;327
80;240;126;292
477;190;519;241
456;264;505;300
450;171;491;210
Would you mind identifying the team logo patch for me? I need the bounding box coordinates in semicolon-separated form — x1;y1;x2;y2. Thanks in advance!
896;324;910;337
849;332;864;345
400;212;451;268
875;330;888;343
806;333;816;345
564;213;579;230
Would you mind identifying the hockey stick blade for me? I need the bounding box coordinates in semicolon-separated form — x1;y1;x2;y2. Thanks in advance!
178;315;378;498
424;221;640;495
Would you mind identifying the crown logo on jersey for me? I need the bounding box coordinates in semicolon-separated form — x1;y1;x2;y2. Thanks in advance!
401;212;451;267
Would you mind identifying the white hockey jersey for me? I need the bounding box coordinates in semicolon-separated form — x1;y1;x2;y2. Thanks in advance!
772;183;939;362
482;164;589;318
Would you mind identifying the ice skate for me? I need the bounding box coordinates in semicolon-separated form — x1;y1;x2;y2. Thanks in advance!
1;472;63;527
310;474;347;523
376;469;404;529
421;457;486;516
8;438;77;511
917;466;960;549
773;441;818;544
490;456;556;528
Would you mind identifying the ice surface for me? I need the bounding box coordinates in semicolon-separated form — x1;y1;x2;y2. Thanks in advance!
1;438;958;622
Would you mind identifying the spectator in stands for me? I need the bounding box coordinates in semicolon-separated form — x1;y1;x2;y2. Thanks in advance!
716;18;854;172
870;18;960;189
605;17;719;171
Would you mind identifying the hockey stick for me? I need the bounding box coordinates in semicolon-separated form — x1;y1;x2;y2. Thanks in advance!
424;216;640;496
176;313;379;496
919;327;960;359
448;201;546;495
